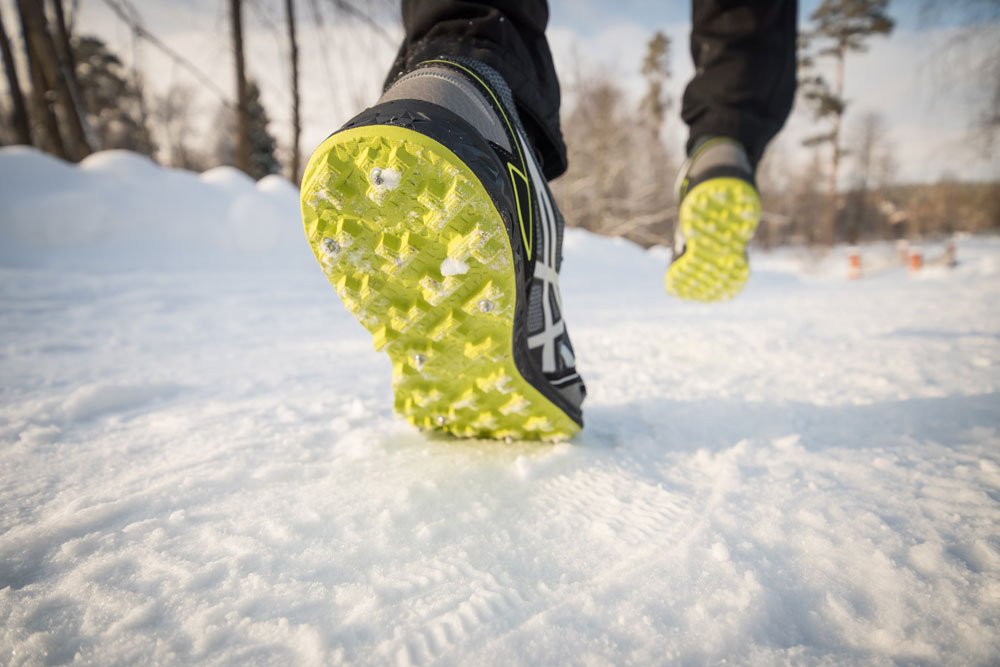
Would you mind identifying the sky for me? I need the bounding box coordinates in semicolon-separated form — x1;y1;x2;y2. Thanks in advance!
548;0;966;35
3;0;998;183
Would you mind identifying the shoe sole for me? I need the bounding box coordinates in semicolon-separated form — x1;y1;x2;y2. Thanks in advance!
665;178;762;302
300;125;580;441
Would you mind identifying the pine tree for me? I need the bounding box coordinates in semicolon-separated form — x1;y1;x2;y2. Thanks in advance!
639;31;672;139
799;0;894;245
214;79;280;180
230;0;251;175
244;80;280;178
635;30;675;243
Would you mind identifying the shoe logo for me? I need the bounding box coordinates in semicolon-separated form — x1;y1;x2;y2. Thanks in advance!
521;130;567;374
506;162;533;260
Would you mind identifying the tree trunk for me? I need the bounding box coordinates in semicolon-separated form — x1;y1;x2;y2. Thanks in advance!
230;0;251;175
50;0;75;70
285;0;301;183
50;0;97;150
822;46;847;246
15;0;66;157
0;2;31;145
16;0;91;160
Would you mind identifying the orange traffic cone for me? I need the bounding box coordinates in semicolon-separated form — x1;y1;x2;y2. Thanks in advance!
848;250;862;280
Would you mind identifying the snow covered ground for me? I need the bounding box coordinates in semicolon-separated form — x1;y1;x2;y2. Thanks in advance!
1;147;998;665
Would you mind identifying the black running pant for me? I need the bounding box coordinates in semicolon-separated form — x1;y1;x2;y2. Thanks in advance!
386;1;798;179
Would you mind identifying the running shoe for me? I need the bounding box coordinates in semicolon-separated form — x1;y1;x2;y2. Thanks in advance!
300;57;585;441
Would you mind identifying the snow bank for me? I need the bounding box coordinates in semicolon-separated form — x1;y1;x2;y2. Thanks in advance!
1;148;998;665
0;147;312;272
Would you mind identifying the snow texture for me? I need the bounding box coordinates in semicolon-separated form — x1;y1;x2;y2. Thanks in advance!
370;167;401;191
440;258;470;277
368;167;402;206
1;147;998;665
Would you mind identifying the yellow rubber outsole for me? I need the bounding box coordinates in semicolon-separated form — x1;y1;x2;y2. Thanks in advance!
666;178;762;302
300;125;580;441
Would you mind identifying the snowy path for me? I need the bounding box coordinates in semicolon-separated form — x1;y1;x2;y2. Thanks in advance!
1;150;998;665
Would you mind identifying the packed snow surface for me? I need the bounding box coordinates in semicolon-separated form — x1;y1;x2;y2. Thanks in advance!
1;148;998;665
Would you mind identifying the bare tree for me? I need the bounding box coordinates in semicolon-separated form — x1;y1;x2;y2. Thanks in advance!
16;0;65;157
844;111;894;243
755;140;793;248
786;151;829;246
50;4;81;124
230;0;251;175
51;0;99;151
16;0;92;160
552;65;675;248
153;83;207;170
285;0;302;182
0;1;31;145
920;1;1000;156
50;0;77;74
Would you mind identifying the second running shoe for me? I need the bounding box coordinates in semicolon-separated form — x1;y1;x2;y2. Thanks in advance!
666;137;763;302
